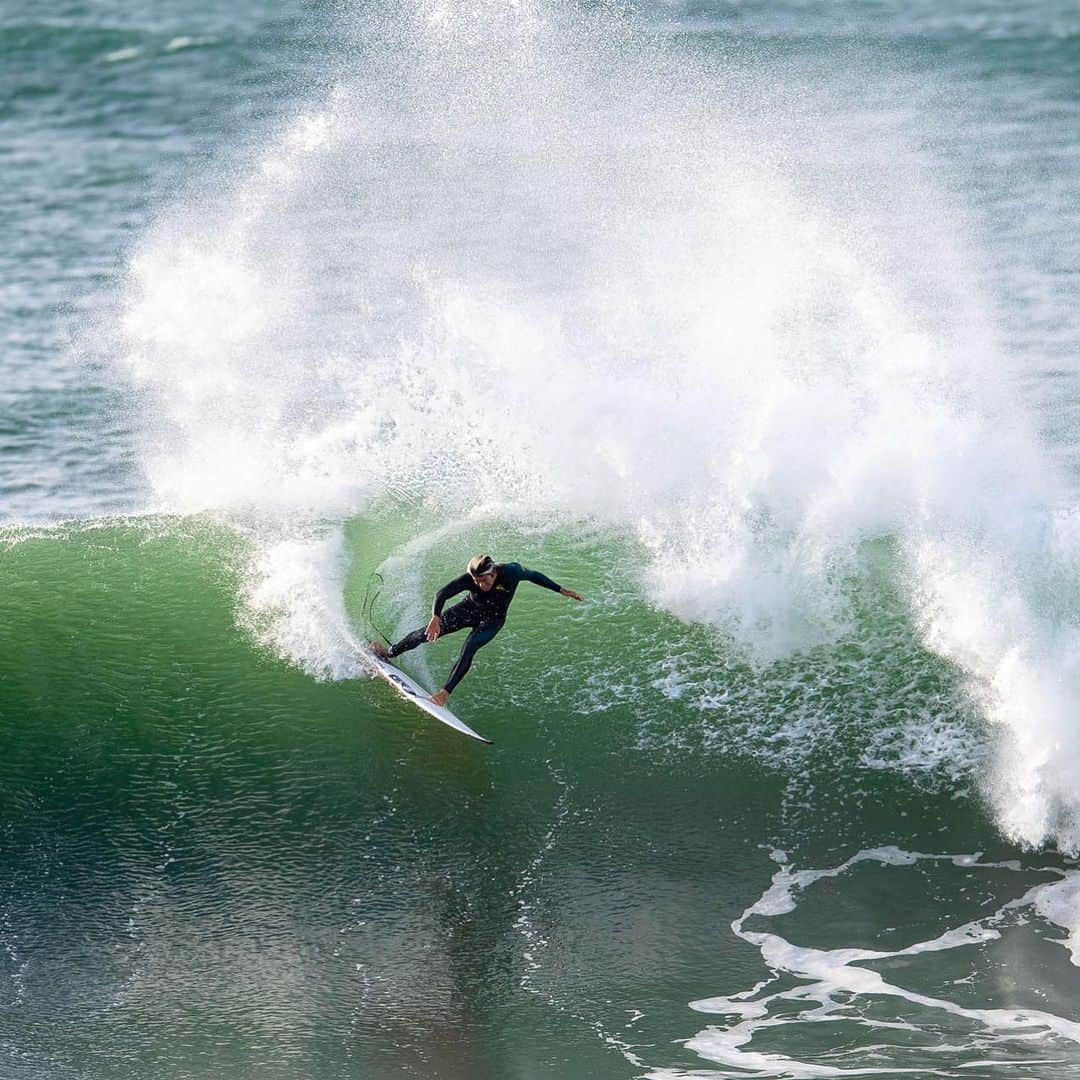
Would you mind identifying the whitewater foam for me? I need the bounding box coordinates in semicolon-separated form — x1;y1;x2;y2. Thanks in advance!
240;527;365;681
644;848;1080;1079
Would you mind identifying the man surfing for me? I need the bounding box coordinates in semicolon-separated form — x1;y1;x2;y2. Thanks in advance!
370;554;583;706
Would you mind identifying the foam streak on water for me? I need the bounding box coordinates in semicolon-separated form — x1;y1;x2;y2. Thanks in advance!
644;848;1080;1079
114;0;1080;846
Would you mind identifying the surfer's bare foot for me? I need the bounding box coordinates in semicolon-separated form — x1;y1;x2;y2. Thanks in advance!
430;689;449;707
370;640;390;659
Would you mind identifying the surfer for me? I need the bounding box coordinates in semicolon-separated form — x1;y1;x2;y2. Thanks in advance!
370;554;583;706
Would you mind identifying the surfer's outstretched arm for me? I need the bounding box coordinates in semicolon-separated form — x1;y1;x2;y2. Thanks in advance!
519;565;583;602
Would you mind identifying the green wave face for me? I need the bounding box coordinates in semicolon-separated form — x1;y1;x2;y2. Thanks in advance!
7;516;1055;1080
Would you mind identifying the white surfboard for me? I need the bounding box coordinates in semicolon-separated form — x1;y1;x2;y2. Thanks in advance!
365;650;493;745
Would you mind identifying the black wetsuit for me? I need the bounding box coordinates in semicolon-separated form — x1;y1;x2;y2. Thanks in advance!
387;562;562;694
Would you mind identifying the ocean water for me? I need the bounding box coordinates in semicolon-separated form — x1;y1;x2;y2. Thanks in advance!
3;1;1080;1076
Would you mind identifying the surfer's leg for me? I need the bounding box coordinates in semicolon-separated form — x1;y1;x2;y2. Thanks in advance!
387;601;474;658
385;627;427;658
442;624;500;694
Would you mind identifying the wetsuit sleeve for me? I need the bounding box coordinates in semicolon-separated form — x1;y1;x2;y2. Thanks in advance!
519;566;561;592
433;574;472;616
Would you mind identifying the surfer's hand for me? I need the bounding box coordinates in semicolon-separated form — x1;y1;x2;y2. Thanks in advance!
561;588;583;602
426;615;442;641
430;688;449;707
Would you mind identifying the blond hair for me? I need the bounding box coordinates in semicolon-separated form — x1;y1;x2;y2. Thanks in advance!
467;554;495;576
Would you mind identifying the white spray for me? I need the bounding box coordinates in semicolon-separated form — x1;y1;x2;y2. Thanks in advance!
117;0;1080;848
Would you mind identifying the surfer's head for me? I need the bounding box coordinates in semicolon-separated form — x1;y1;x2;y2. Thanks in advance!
468;554;497;590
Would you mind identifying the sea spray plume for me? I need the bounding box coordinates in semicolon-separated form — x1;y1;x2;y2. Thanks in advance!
117;1;1080;846
910;531;1080;850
